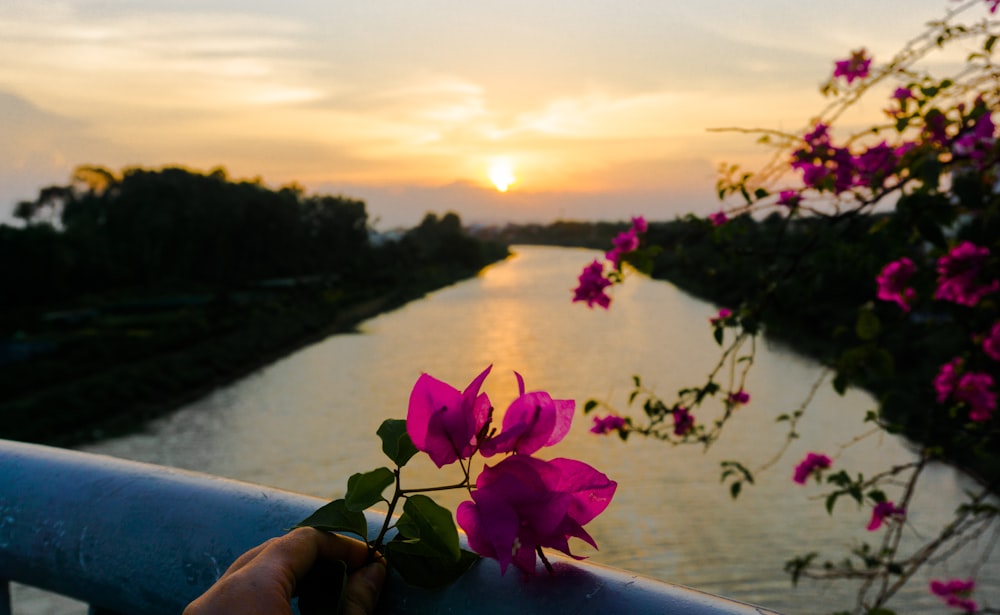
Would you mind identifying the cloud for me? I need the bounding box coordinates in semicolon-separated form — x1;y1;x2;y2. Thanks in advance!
0;90;131;217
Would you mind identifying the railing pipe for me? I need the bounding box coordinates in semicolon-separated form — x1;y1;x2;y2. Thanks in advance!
0;439;779;614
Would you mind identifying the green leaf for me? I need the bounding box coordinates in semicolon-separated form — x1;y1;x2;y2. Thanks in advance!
985;35;997;53
833;373;848;396
826;492;840;515
345;467;395;512
297;558;347;615
867;489;886;504
583;399;599;414
855;309;880;341
377;419;419;467
293;499;369;539
730;481;742;499
385;541;479;588
396;495;461;561
713;326;724;346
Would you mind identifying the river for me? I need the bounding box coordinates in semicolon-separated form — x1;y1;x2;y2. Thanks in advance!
14;245;1000;613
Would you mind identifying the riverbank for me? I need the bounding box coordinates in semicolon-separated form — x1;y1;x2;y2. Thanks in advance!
0;257;508;447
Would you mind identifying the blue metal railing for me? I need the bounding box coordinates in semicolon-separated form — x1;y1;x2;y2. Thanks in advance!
0;439;780;614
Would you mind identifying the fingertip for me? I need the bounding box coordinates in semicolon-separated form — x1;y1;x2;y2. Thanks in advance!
343;562;386;615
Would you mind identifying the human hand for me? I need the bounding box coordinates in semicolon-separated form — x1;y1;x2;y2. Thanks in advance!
183;527;386;615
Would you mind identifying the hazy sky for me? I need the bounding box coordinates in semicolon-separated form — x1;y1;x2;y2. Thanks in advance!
0;0;975;227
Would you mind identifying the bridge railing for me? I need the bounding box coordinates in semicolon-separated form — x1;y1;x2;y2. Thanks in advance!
0;439;779;614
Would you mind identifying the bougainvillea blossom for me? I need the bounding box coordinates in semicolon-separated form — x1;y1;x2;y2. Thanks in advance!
982;321;1000;361
673;407;694;436
934;358;963;403
480;372;575;457
876;257;918;312
456;455;616;575
708;211;728;227
791;124;857;194
953;110;997;164
867;501;906;531
407;365;493;467
710;308;732;325
590;414;627;435
728;390;750;406
934;241;999;307
777;190;802;208
833;48;872;84
793;452;832;484
854;141;899;189
930;578;978;613
954;372;996;422
572;260;613;309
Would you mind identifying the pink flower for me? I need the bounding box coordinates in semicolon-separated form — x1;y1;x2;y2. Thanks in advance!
590;414;627;435
456;455;617;575
854;141;899;188
833;49;872;84
572;260;613;309
893;87;914;101
955;372;996;422
804;123;830;145
480;372;575;457
793;452;832;484
728;390;750;406
876;257;917;312
672;407;694;436
631;216;648;234
886;88;914;117
988;0;1000;14
406;365;493;468
954;111;997;164
606;228;640;267
791;126;857;194
866;500;906;531
935;241;999;307
935;358;963;403
777;190;802;208
930;578;978;613
710;308;732;325
982;322;1000;361
708;211;728;227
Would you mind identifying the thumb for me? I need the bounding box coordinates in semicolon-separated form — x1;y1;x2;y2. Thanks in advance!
342;562;386;615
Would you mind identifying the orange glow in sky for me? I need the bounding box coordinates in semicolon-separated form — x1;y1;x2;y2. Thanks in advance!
0;0;965;226
488;158;517;192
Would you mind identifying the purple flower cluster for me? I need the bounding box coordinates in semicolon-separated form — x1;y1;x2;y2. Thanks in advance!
572;216;647;309
792;452;832;484
930;578;978;613
572;260;613;309
876;257;918;312
934;357;997;422
672;407;694;436
935;241;999;307
953;111;997;165
589;414;626;435
727;390;750;406
832;48;871;85
791;122;908;194
407;367;617;576
982;322;1000;361
867;500;906;531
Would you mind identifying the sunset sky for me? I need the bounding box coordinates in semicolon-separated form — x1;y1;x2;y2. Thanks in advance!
0;0;973;227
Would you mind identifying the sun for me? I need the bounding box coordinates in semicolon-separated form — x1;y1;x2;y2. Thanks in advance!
488;158;517;192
